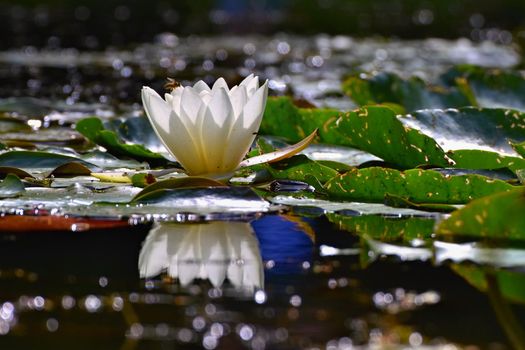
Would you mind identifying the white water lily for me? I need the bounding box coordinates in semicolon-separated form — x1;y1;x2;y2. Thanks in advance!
142;74;268;175
138;222;264;291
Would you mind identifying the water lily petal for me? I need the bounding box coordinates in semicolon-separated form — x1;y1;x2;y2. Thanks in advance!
200;88;234;172
241;80;268;129
245;76;260;97
229;84;248;118
212;77;229;93
167;113;207;174
164;93;173;104
192;80;211;93
142;87;171;134
239;73;255;88
180;86;204;125
239;129;318;168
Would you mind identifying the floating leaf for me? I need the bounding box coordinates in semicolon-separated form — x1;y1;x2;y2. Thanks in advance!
262;155;339;186
401;107;525;156
441;65;525;111
342;72;471;111
48;162;92;177
448;149;525;172
325;167;514;204
132;187;270;213
384;193;458;213
0;150;99;171
0;174;25;198
262;98;450;169
0;166;34;179
133;177;227;202
437;188;525;240
76;117;168;165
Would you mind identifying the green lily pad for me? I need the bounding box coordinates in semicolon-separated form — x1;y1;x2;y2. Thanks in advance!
263;155;339;185
76;117;168;165
133;177;227;202
342;71;471;112
448;149;525;172
441;65;525;111
436;188;525;241
260;97;338;142
0;151;99;171
262;98;451;169
401;107;525;156
384;193;458;213
0;174;25;198
324;167;514;204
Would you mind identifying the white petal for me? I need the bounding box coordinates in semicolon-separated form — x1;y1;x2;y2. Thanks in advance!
180;86;204;125
164;93;173;104
201;88;235;172
142;87;172;134
221;113;256;171
212;77;229;92
167;112;207;174
245;76;260;97
239;73;255;88
229;85;248;118
241;80;268;129
192;80;211;93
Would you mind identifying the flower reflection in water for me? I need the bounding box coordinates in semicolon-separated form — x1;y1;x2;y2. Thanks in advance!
139;221;264;291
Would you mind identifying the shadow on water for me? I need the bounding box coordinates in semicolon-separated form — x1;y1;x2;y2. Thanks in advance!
0;215;521;349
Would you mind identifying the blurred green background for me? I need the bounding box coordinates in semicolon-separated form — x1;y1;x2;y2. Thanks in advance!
0;0;524;49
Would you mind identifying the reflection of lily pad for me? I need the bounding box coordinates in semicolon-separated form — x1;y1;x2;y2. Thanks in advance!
452;265;525;304
327;212;435;242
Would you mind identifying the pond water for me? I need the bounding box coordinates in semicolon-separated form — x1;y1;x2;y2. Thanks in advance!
0;33;524;349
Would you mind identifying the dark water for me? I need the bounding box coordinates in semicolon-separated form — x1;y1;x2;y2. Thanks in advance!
0;2;524;347
0;215;519;349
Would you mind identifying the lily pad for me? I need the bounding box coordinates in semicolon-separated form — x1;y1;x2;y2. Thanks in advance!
76;117;168;165
441;65;525;111
448;149;525;172
133;177;227;202
0;174;25;198
324;167;514;204
400;107;525;156
262;98;451;169
436;188;525;241
0;150;99;171
342;71;471;112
